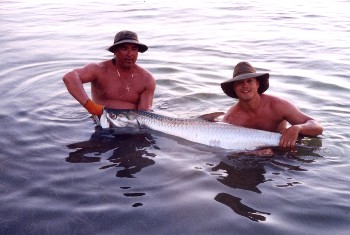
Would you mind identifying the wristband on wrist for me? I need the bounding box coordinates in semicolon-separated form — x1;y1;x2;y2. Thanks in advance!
83;99;104;116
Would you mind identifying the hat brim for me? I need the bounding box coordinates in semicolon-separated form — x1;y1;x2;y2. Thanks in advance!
220;73;269;98
107;39;148;53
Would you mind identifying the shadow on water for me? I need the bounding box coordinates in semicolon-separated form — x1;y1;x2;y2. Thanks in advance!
211;155;271;222
65;127;158;178
211;139;324;222
65;126;324;222
214;192;271;222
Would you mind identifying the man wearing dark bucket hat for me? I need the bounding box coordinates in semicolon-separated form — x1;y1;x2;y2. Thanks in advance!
220;61;323;150
63;30;156;117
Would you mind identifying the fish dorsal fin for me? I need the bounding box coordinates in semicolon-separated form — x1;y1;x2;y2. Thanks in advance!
197;112;225;122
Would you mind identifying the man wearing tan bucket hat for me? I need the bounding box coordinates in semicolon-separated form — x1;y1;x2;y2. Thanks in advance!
63;30;156;117
221;61;323;149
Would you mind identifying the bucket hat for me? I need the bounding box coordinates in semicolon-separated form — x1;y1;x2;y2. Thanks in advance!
107;30;148;53
221;61;269;98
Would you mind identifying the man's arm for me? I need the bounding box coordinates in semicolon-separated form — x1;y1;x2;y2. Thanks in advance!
63;69;90;105
63;64;103;116
137;75;156;110
276;98;323;149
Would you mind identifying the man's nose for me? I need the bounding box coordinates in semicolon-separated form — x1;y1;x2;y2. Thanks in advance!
241;80;249;86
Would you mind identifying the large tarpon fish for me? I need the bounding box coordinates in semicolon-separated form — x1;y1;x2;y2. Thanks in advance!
99;108;281;151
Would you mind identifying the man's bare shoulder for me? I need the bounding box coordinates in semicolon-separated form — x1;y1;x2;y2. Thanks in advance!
73;60;112;83
263;94;298;116
136;65;156;85
263;94;291;106
95;60;113;71
136;65;153;78
78;60;110;73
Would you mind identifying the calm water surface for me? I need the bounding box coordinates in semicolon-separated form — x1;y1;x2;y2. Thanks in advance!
1;0;350;234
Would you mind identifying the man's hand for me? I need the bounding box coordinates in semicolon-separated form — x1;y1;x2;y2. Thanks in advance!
279;125;301;149
83;99;103;116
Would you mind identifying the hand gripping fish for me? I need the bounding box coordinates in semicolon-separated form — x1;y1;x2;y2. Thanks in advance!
99;108;281;151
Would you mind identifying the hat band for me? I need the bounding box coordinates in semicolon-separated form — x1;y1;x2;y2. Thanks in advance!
116;38;138;43
234;71;255;78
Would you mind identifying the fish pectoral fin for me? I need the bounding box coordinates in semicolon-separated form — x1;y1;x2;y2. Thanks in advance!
99;112;109;128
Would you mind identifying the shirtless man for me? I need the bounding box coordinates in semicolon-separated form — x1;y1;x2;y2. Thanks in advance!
220;61;323;149
63;30;156;116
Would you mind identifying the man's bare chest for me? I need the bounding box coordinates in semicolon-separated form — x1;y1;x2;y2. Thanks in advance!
230;109;279;130
94;76;143;100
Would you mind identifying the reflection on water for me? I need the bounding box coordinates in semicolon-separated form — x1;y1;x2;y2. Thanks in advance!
215;193;271;222
212;157;267;194
211;155;270;222
66;128;157;178
65;127;325;223
211;146;323;222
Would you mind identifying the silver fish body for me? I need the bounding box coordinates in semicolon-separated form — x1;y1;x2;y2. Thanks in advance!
100;109;281;151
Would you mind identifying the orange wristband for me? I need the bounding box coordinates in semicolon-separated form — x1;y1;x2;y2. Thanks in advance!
83;99;104;116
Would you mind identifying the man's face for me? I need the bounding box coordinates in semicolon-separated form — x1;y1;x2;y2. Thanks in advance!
115;43;139;68
233;77;260;100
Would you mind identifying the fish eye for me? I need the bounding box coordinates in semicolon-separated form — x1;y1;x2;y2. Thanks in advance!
110;113;117;119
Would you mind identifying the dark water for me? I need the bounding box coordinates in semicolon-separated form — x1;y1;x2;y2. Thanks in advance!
1;0;350;234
